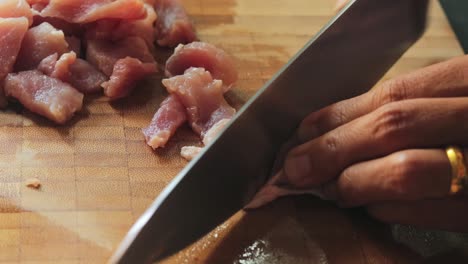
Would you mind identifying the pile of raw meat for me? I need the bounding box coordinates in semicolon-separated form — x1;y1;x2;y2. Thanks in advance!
0;0;238;158
142;42;238;160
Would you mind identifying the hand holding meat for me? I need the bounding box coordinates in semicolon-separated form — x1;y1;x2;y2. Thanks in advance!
257;55;468;232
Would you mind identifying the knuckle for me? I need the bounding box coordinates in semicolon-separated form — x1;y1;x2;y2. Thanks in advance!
373;77;410;107
323;134;339;153
330;104;348;128
388;152;421;197
372;103;410;145
299;100;354;141
299;104;346;140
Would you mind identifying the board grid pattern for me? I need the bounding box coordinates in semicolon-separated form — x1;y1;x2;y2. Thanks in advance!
0;0;464;263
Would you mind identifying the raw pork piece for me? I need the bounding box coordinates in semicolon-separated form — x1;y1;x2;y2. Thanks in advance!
39;0;146;24
180;146;201;161
142;95;187;149
15;22;69;71
32;16;84;37
180;118;231;161
0;17;29;108
102;57;157;100
86;37;156;76
4;70;84;124
85;3;157;49
68;59;108;94
0;0;33;25
165;42;238;91
154;0;197;47
162;67;236;136
38;51;76;81
201;118;231;146
38;52;108;94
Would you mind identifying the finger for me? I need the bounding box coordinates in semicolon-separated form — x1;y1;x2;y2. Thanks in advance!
297;55;468;143
367;198;468;232
270;133;301;177
283;97;468;187
322;149;453;207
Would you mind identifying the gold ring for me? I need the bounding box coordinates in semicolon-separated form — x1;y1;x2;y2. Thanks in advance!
446;146;468;195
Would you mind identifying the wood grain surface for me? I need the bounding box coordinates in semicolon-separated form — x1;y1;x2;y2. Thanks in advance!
0;0;467;263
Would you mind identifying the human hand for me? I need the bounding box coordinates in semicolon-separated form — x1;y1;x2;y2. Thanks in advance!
273;55;468;232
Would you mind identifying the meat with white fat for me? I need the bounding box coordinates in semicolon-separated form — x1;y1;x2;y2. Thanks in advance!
180;118;231;161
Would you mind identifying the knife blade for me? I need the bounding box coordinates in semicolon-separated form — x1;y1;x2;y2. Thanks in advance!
110;0;429;263
439;0;468;53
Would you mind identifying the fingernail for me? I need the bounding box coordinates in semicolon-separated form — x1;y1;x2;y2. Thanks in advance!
284;155;311;186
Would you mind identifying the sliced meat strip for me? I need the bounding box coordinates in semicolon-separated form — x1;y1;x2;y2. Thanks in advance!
101;57;157;100
38;51;76;81
39;0;146;24
0;17;29;108
162;67;236;137
37;52;107;94
142;95;187;149
85;3;157;50
154;0;197;47
15;22;69;71
0;0;34;26
165;42;238;91
4;70;83;124
86;37;155;76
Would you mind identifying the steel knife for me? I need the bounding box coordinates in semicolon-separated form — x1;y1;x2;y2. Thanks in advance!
109;0;429;263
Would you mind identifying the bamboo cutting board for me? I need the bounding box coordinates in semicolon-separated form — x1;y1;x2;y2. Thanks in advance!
0;0;467;263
